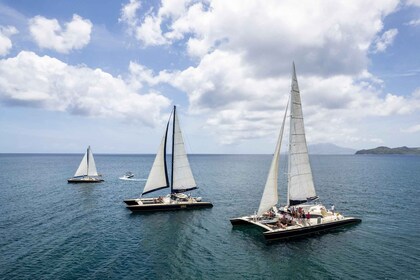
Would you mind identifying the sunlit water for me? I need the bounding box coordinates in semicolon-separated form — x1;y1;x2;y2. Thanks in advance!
0;154;419;279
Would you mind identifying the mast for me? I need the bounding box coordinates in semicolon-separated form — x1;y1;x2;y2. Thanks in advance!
171;105;176;193
86;146;90;177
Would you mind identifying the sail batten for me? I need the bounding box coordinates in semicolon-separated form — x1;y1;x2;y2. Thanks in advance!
257;99;289;216
287;63;317;205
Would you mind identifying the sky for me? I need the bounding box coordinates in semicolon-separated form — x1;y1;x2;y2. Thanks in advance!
0;0;419;154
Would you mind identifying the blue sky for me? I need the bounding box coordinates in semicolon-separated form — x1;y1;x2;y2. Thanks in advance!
0;0;419;153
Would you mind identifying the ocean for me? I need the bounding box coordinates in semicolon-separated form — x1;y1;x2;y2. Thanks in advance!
0;154;419;279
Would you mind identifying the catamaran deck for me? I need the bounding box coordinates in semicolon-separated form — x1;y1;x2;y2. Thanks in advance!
231;215;361;241
124;196;213;212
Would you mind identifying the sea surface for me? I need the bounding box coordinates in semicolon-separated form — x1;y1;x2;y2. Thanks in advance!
0;154;419;279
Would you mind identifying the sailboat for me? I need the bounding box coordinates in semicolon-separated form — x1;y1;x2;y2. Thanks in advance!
124;106;213;212
67;146;104;183
230;63;361;241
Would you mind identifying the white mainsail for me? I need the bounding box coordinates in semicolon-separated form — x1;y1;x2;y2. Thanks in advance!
87;147;99;176
257;100;289;216
172;107;197;192
74;146;99;177
287;63;316;205
142;123;170;195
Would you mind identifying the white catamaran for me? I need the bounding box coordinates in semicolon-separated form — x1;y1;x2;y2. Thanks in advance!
230;63;361;241
68;146;104;183
124;106;213;212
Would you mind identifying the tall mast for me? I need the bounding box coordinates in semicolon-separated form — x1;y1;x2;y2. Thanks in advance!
286;63;295;206
86;146;90;177
171;105;176;193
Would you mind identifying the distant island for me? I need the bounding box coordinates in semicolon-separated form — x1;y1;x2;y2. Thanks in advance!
308;143;356;155
355;146;420;155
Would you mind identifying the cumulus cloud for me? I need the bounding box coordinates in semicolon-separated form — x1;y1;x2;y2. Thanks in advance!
121;0;399;76
373;28;398;53
0;51;171;126
119;0;141;30
406;0;420;7
29;14;92;53
119;0;420;146
406;19;420;26
0;25;18;56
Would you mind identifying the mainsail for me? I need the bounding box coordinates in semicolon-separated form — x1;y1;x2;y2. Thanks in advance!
257;99;289;215
171;106;197;193
287;63;317;206
74;146;99;177
87;147;99;176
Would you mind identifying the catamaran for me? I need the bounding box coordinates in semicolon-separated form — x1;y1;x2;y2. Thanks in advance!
230;63;361;241
67;146;104;183
124;106;213;212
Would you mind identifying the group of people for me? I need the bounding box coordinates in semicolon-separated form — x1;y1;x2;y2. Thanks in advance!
275;207;312;229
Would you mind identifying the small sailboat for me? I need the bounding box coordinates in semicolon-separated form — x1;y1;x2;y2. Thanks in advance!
230;63;361;241
124;106;213;212
67;146;104;183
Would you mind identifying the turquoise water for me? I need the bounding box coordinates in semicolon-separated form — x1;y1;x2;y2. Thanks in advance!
0;154;419;279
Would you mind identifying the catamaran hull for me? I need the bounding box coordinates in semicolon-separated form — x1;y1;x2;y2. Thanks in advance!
263;218;361;242
67;178;104;183
126;202;213;212
124;199;140;206
230;218;254;226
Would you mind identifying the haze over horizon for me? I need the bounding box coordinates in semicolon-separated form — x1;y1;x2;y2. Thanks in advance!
0;0;419;154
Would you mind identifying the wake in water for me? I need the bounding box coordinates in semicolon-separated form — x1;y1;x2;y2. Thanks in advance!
119;177;147;181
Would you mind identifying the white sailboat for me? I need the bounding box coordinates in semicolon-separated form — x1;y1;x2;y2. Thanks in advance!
230;63;361;241
124;106;213;212
67;146;104;183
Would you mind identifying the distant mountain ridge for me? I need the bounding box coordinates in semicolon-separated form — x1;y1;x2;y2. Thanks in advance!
308;143;356;155
355;146;420;155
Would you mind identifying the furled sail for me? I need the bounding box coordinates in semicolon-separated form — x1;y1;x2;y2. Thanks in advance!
142;119;170;195
257;99;289;215
287;63;317;206
74;146;98;177
171;107;197;193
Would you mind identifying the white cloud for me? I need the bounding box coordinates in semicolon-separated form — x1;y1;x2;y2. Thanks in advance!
119;0;420;147
119;0;141;30
406;0;420;7
406;19;420;26
0;51;171;126
0;25;18;56
373;28;398;53
402;124;420;133
29;14;92;53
